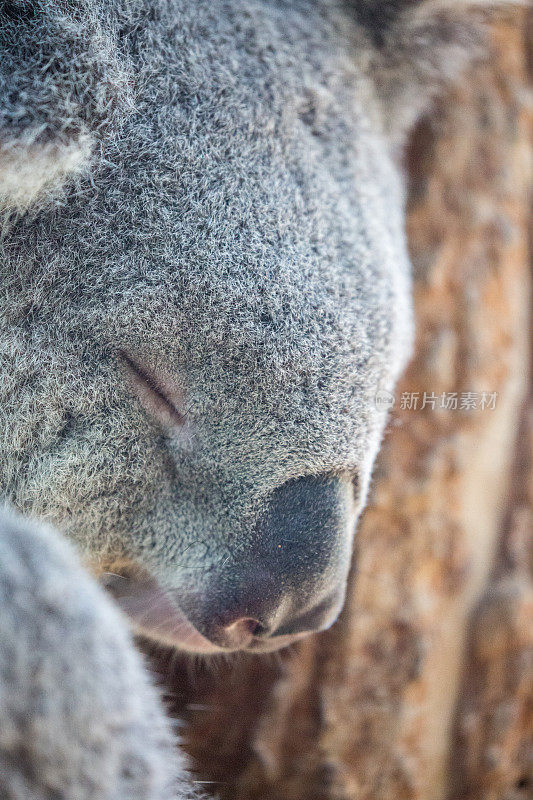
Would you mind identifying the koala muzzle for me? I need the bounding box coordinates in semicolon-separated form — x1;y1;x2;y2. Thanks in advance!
178;475;357;652
104;475;357;654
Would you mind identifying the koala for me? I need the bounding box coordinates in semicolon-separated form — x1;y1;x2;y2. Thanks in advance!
0;1;508;797
0;506;201;799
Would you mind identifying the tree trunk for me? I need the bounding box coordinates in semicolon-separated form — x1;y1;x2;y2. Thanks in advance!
142;12;532;800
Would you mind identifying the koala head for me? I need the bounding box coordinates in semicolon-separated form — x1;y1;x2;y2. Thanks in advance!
0;1;496;653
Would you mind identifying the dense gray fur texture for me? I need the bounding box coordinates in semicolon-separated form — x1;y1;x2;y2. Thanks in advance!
1;0;413;562
0;506;200;799
0;0;503;796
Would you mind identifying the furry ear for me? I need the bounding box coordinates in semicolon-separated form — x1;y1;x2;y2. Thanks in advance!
352;0;515;144
0;1;131;212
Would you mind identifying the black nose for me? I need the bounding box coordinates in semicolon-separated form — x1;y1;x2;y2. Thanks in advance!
181;475;356;650
185;579;346;649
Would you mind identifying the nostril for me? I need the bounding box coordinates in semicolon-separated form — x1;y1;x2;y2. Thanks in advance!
226;617;262;635
245;618;268;637
223;616;265;645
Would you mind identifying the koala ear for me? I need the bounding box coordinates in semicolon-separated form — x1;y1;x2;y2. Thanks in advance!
0;2;131;212
352;0;514;143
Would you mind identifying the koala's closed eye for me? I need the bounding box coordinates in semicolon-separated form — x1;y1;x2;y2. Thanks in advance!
118;351;187;430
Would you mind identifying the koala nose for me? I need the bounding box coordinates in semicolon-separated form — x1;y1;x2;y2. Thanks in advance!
182;475;356;650
189;582;345;649
218;617;265;649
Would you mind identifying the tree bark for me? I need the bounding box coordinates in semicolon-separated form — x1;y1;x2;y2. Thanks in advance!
143;11;532;800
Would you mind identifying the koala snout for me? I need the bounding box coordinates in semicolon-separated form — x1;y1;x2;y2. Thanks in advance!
181;475;357;651
104;475;357;653
180;475;357;652
183;584;346;653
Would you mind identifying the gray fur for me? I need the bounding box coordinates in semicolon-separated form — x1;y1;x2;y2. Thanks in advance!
0;0;505;796
0;506;200;799
0;0;414;579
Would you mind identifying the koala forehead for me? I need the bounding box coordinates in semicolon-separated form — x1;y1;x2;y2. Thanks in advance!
1;0;413;548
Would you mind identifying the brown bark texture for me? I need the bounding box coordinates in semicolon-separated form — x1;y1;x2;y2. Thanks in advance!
143;12;532;800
